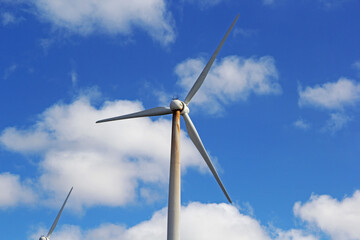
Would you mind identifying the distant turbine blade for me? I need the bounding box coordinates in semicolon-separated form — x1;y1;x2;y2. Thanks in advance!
184;14;239;105
182;113;232;203
96;107;172;123
47;187;73;238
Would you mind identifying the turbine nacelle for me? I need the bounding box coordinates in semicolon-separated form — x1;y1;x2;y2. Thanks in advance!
170;99;184;111
39;236;48;240
170;99;190;115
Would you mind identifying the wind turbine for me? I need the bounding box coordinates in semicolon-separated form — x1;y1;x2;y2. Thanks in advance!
39;187;73;240
96;15;239;240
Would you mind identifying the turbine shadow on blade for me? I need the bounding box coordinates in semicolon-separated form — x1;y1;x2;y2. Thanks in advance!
96;14;239;240
39;187;73;240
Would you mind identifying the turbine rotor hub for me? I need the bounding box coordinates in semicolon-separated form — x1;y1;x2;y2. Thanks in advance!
170;99;184;111
180;103;189;115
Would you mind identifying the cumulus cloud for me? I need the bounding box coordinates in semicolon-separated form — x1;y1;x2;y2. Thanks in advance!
1;127;52;153
293;119;310;130
28;202;321;240
30;202;272;240
30;225;82;240
323;112;351;133
274;229;318;240
298;78;360;110
294;191;360;240
298;78;360;132
176;55;281;114
7;0;175;45
1;12;16;26
39;37;55;51
0;172;36;208
352;61;360;75
180;203;269;240
0;93;210;209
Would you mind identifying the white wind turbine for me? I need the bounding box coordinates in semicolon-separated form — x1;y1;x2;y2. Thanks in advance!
39;187;73;240
96;15;239;240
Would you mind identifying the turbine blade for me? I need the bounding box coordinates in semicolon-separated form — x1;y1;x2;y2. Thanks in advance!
47;187;73;238
184;14;239;105
96;107;172;123
182;113;232;203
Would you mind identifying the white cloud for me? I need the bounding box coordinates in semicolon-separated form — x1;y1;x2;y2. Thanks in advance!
30;202;272;240
352;60;360;71
263;0;275;5
18;0;175;45
70;70;78;87
30;225;82;240
293;119;310;130
0;93;209;209
0;172;36;208
298;78;360;132
3;64;17;79
298;78;360;110
28;202;321;240
176;55;281;114
1;127;52;153
233;28;258;38
1;12;16;25
323;112;351;133
294;191;360;240
39;38;55;51
274;229;318;240
180;203;270;240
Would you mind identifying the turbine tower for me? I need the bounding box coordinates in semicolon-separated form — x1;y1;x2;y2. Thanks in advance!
39;187;73;240
96;15;239;240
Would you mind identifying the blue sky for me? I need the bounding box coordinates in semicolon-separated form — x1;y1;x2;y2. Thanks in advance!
1;0;360;239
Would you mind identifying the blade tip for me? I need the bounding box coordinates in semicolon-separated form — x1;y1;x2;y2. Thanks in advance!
234;14;240;22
